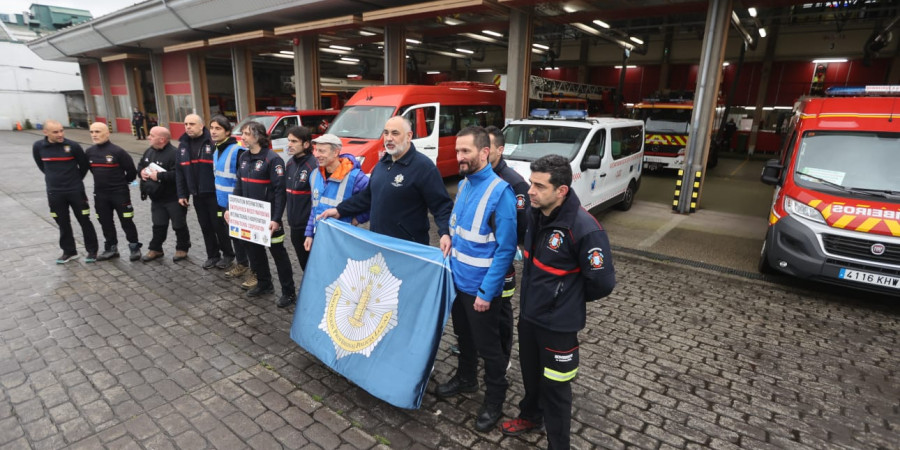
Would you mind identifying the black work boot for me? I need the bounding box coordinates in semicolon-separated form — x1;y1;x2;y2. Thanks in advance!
436;375;478;398
128;243;142;261
96;246;119;261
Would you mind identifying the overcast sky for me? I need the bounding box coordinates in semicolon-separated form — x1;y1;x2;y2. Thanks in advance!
4;0;140;19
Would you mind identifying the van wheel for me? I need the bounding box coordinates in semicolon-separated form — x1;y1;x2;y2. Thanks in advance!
617;181;636;211
758;239;774;274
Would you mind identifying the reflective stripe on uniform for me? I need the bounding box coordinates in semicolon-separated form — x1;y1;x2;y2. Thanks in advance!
217;211;223;217
271;234;285;244
312;173;351;208
543;367;578;382
50;212;57;218
451;248;493;268
123;212;134;218
81;209;90;215
502;287;516;297
214;183;234;193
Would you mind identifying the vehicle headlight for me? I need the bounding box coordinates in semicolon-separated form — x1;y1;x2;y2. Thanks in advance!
783;196;825;224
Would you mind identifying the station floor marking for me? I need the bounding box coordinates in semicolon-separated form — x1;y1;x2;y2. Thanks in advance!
729;158;750;178
638;214;688;249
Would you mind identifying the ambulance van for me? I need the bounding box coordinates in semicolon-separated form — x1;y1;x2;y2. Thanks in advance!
758;86;900;294
326;82;505;176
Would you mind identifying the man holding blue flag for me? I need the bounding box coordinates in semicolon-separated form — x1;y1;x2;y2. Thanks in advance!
437;126;517;432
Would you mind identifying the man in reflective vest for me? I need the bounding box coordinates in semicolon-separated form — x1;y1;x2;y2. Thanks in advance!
303;134;369;251
437;126;517;433
210;115;253;286
500;154;616;449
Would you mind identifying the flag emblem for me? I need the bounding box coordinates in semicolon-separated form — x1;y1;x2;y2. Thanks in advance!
321;252;400;359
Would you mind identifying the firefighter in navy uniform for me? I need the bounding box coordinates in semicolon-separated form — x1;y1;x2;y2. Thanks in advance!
32;119;99;263
85;122;142;261
485;125;529;362
132;107;146;140
175;113;235;268
225;121;296;308
137;126;190;261
500;154;616;449
284;125;317;272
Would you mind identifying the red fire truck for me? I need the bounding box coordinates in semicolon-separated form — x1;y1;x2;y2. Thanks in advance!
758;85;900;294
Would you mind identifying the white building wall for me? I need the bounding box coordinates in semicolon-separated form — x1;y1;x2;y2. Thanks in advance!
0;41;83;129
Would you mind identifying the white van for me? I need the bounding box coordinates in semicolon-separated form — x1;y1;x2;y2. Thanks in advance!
503;111;644;212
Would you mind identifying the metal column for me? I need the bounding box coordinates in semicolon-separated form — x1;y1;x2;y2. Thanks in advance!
384;25;406;85
149;52;169;127
675;0;732;214
748;17;780;155
293;37;320;110
506;9;533;121
231;47;253;121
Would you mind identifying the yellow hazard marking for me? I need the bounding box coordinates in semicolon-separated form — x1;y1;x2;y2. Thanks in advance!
809;199;822;208
769;211;779;225
832;215;855;229
821;204;832;220
856;218;881;233
885;220;900;237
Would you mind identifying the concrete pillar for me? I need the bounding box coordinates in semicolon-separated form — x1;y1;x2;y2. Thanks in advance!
97;61;117;132
80;63;96;122
384;25;406;85
659;26;674;91
577;39;589;84
748;18;780;155
231;47;254;120
149;52;169;127
676;0;732;213
506;9;533;121
293;37;320;110
187;52;207;120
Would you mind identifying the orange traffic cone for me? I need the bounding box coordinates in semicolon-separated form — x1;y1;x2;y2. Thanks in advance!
16;121;22;131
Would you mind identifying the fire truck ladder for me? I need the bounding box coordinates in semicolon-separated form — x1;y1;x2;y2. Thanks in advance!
529;75;613;100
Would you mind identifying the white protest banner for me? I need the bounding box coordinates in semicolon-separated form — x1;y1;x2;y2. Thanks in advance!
227;195;272;247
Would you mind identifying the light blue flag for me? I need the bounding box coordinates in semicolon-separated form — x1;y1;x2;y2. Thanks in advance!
290;218;456;409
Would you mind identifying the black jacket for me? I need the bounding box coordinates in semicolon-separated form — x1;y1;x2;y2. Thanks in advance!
285;152;317;228
86;141;137;193
337;143;452;245
32;137;89;193
137;143;179;202
521;190;616;332
175;128;215;198
233;148;287;225
494;157;529;245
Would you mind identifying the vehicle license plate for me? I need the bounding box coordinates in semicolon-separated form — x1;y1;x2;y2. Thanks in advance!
838;268;900;289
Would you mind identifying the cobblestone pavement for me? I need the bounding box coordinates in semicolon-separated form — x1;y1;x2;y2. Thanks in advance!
2;130;899;449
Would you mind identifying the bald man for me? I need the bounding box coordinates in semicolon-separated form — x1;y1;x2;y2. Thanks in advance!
320;116;452;250
175;113;235;269
86;122;142;261
137;126;190;262
33;119;99;263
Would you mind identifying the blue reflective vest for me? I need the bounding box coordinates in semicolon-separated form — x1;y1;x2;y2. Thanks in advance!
450;164;517;299
213;143;242;208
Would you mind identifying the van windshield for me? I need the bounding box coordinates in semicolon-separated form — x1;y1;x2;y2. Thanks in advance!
502;124;590;162
232;115;276;136
794;131;900;197
329;105;396;139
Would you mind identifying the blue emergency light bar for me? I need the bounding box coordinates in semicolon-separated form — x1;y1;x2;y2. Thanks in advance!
528;108;588;120
266;106;298;111
825;85;900;96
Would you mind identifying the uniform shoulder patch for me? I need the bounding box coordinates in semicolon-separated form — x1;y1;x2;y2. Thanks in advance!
587;247;605;269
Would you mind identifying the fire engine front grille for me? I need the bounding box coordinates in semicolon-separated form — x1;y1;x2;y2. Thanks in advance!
822;234;900;266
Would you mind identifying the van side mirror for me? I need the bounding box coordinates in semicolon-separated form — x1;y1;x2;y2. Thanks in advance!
760;159;783;185
582;154;602;171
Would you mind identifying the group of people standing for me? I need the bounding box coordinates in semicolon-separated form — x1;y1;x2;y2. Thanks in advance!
33;112;616;449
